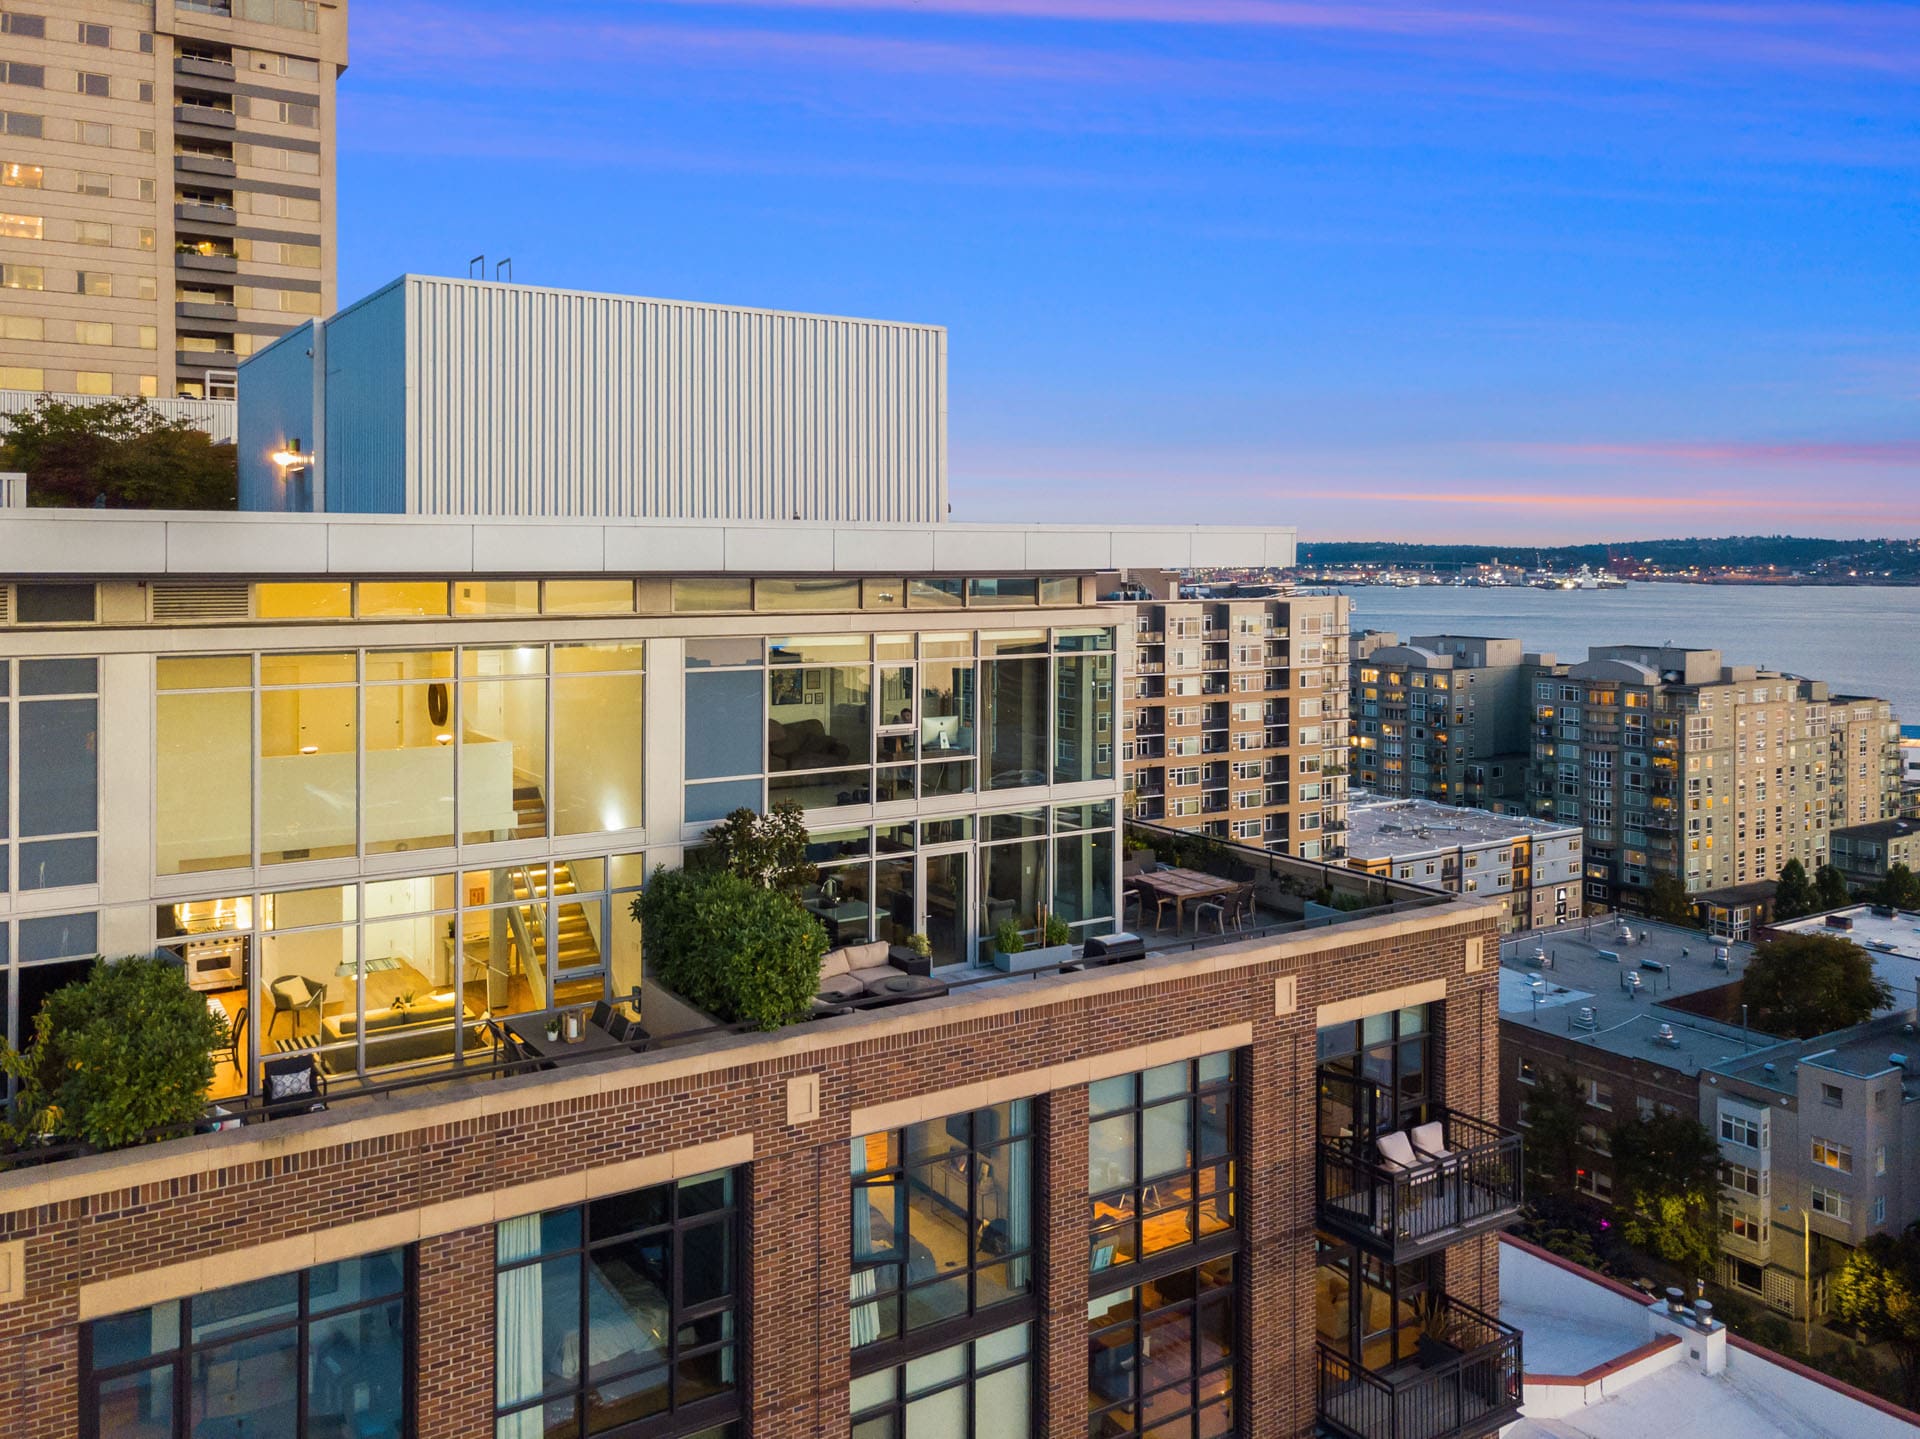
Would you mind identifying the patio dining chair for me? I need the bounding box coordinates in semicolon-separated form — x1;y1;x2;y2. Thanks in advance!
267;975;326;1038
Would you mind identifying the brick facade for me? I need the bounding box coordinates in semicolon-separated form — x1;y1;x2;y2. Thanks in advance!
0;904;1502;1439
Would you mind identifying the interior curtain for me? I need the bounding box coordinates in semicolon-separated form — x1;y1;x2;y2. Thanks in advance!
495;1214;546;1439
1005;1109;1033;1291
850;1138;883;1348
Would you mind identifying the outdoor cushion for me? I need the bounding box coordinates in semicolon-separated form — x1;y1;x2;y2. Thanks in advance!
820;947;853;979
816;972;865;1002
846;941;891;969
848;966;899;988
1376;1130;1419;1172
1410;1121;1452;1160
267;1068;313;1101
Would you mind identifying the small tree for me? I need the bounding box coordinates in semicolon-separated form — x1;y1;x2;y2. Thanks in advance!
1814;863;1851;912
1831;1224;1920;1407
1877;863;1920;912
2;957;226;1151
1743;932;1892;1038
702;803;816;895
1773;860;1815;920
1610;1112;1720;1273
1522;1070;1585;1197
0;396;237;510
1648;873;1698;927
637;867;826;1031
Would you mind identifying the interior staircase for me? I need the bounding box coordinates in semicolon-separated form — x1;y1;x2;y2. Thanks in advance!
505;788;605;1005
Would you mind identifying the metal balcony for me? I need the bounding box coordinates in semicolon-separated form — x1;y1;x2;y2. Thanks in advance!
1316;1110;1524;1262
1317;1298;1523;1439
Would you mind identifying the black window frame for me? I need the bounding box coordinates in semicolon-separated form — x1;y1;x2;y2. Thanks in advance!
1315;1003;1434;1139
1087;1051;1238;1288
492;1168;744;1439
850;1100;1036;1368
849;1319;1034;1439
78;1246;415;1439
1086;1254;1238;1439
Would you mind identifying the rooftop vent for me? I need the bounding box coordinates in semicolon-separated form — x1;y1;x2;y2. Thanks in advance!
1573;1006;1597;1031
1656;1023;1679;1048
1714;947;1731;969
1625;971;1643;995
151;581;250;621
1892;1054;1910;1071
1763;1062;1778;1077
1827;914;1855;931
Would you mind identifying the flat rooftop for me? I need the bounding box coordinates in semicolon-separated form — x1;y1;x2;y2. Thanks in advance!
1708;1011;1920;1099
1345;797;1579;860
0;510;1296;579
1498;917;1766;1076
1773;907;1920;1018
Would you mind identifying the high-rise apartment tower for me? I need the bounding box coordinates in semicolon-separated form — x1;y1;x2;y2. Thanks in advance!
0;0;345;400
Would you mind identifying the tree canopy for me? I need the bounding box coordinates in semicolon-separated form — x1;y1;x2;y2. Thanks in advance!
699;803;817;896
1648;873;1698;927
636;867;826;1031
1610;1112;1721;1273
1877;864;1920;912
1773;860;1816;920
1742;932;1891;1038
1832;1224;1920;1407
1521;1069;1585;1197
0;396;236;510
1814;863;1851;911
2;956;226;1151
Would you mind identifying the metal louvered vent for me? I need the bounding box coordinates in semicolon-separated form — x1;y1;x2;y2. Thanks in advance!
150;581;251;621
0;587;10;626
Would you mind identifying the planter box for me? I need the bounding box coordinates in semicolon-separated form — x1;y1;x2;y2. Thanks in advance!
992;943;1074;975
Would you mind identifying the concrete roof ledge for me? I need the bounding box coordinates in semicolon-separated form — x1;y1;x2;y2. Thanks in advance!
0;512;1297;579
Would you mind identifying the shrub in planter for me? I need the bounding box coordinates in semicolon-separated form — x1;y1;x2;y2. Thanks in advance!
1043;912;1073;947
637;867;827;1032
2;956;226;1152
992;917;1027;957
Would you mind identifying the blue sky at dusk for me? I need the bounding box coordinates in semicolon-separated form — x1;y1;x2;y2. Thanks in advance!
337;1;1919;542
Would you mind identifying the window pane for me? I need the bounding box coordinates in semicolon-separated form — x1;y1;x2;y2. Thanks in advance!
1053;829;1114;926
455;581;539;615
19;697;96;835
982;658;1047;790
586;1233;669;1378
1141;1101;1191;1181
545;580;634;615
680;1218;733;1308
93;1364;174;1439
673;578;751;613
20;836;97;889
462;677;545;844
16;582;96;623
1054;653;1113;784
359;581;447;617
554;672;644;835
757;577;860;611
312;1248;408;1310
685;670;764;780
903;1385;965;1439
496;1256;579;1407
307;1300;406;1433
91;1304;180;1368
919;661;974;758
261;687;356;861
767;666;869;772
364;682;456;853
256;582;351;618
1089;1115;1136;1193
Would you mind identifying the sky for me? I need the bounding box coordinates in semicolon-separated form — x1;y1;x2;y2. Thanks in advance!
336;1;1920;543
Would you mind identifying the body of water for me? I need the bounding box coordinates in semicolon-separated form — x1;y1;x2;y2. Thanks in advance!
1338;583;1920;722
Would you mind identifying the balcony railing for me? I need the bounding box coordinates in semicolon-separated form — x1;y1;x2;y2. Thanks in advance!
1317;1109;1524;1261
1317;1297;1522;1439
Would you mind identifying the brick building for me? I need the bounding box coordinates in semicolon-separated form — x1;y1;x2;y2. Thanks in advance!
0;884;1517;1439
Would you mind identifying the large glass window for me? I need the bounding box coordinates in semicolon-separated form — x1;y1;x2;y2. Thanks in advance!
157;657;253;875
1316;1005;1431;1141
981;648;1047;792
11;658;99;891
495;1170;742;1439
850;1322;1031;1439
1088;1053;1236;1274
261;652;358;863
1087;1258;1236;1439
81;1248;409;1439
552;644;645;836
851;1101;1033;1351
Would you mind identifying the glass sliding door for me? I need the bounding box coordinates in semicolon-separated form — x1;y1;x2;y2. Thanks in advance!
923;851;971;969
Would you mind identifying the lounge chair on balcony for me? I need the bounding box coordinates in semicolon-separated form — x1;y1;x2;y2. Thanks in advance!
1377;1129;1458;1237
260;1053;326;1120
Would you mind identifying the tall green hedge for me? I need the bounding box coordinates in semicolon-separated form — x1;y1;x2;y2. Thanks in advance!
2;956;226;1151
636;867;827;1032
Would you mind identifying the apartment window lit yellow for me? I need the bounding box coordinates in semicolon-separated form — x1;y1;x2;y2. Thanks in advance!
76;322;113;347
138;375;156;398
0;365;44;389
136;275;156;300
0;315;43;341
74;372;112;396
77;172;109;198
138;326;157;350
256;583;352;620
359;582;450;619
78;271;111;296
0;264;43;290
76;220;110;247
0;162;41;188
137;227;154;251
0;212;43;239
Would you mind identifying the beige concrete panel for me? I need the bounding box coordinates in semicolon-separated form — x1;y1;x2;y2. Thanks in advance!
1315;978;1449;1030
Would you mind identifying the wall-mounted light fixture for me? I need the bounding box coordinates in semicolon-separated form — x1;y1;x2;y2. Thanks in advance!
271;437;315;470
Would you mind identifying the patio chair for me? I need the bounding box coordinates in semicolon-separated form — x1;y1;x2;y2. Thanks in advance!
1194;892;1231;934
260;1052;326;1120
589;999;614;1032
228;1004;248;1073
267;975;327;1038
1121;888;1143;926
1152;891;1180;930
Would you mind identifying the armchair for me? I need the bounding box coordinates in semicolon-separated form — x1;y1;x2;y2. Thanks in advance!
268;975;327;1038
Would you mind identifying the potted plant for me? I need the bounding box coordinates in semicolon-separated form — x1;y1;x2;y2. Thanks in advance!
992;910;1076;973
1412;1293;1460;1366
544;1013;562;1044
990;917;1027;969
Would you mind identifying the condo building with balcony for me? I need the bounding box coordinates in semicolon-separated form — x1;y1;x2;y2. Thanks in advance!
0;278;1524;1439
0;0;344;402
1115;573;1351;861
1350;634;1533;813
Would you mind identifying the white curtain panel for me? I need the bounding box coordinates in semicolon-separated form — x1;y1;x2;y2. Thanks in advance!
495;1214;547;1439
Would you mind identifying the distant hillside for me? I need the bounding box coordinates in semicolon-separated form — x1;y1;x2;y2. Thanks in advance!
1297;536;1920;578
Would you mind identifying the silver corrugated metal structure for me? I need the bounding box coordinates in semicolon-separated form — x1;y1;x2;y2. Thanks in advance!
239;275;948;522
1;389;237;445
